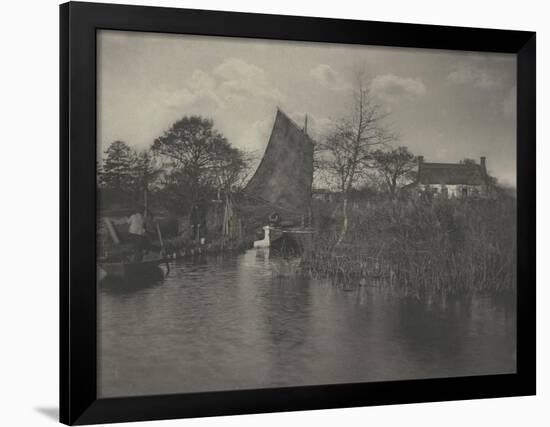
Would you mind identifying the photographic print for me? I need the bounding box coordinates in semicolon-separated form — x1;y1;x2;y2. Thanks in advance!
96;30;517;398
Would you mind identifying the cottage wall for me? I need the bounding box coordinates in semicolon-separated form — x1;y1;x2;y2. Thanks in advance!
418;183;485;198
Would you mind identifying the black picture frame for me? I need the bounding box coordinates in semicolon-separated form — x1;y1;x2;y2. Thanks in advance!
60;1;536;425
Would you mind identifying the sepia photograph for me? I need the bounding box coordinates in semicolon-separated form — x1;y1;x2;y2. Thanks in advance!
96;29;517;398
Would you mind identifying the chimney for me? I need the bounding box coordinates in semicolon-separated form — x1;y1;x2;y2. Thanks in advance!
480;156;486;173
418;155;424;166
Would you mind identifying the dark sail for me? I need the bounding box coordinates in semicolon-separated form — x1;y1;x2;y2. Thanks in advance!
244;109;314;214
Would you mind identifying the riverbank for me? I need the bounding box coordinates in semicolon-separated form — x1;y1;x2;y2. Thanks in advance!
98;192;516;298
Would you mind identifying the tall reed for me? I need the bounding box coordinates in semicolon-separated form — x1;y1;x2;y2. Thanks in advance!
302;194;516;296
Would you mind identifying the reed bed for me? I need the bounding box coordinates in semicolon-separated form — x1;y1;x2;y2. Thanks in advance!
301;194;516;296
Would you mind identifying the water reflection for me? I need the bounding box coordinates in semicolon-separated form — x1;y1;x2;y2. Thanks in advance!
98;250;516;397
101;266;165;295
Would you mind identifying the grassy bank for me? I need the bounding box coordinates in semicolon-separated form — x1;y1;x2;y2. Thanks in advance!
302;194;516;296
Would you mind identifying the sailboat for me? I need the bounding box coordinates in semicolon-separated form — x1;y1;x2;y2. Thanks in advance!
244;108;315;254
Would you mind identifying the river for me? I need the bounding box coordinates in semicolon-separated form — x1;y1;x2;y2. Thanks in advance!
98;249;516;397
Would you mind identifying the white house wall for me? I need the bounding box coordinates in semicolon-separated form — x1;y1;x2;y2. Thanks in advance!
418;184;484;198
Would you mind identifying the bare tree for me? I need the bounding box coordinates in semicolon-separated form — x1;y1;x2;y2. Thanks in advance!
369;147;416;196
320;69;396;245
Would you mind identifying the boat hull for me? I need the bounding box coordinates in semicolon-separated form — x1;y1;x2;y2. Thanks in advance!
270;229;314;256
99;258;169;280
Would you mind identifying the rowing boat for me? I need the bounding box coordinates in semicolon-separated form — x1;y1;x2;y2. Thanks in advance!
98;256;170;281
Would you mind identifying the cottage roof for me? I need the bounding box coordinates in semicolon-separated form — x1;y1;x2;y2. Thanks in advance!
417;162;487;186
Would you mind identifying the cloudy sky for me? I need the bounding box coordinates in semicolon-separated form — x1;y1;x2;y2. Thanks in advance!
98;30;517;186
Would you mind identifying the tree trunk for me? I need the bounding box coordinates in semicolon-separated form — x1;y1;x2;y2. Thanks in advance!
143;175;149;217
390;176;397;198
335;195;348;247
143;187;148;215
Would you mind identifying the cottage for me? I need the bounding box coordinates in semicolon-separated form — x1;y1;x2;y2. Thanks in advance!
406;156;492;198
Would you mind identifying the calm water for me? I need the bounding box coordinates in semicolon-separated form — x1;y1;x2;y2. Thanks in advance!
98;249;516;397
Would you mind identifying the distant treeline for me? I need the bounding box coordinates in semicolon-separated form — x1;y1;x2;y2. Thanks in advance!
97;114;428;218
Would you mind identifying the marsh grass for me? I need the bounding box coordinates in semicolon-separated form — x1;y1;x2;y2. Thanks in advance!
271;257;303;278
302;194;516;296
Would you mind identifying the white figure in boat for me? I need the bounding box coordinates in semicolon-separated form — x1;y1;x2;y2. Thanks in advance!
253;225;271;248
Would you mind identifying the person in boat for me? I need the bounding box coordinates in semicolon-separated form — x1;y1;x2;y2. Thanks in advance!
128;206;147;262
269;211;281;227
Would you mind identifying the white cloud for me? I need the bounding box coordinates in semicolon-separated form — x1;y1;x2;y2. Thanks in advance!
502;86;516;118
370;74;426;103
158;86;199;109
214;58;284;103
310;64;350;91
154;69;222;110
189;69;216;92
239;118;273;153
155;58;284;112
448;63;502;89
214;58;264;81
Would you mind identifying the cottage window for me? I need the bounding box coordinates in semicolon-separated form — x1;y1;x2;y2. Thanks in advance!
462;187;468;197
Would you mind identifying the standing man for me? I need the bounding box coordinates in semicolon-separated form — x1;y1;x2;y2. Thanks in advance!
190;203;207;244
128;206;146;262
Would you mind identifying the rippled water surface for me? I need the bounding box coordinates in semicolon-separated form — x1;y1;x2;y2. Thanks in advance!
98;250;516;397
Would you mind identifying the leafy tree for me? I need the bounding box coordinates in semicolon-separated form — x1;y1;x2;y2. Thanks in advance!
369;147;417;196
152;116;248;211
98;140;135;193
